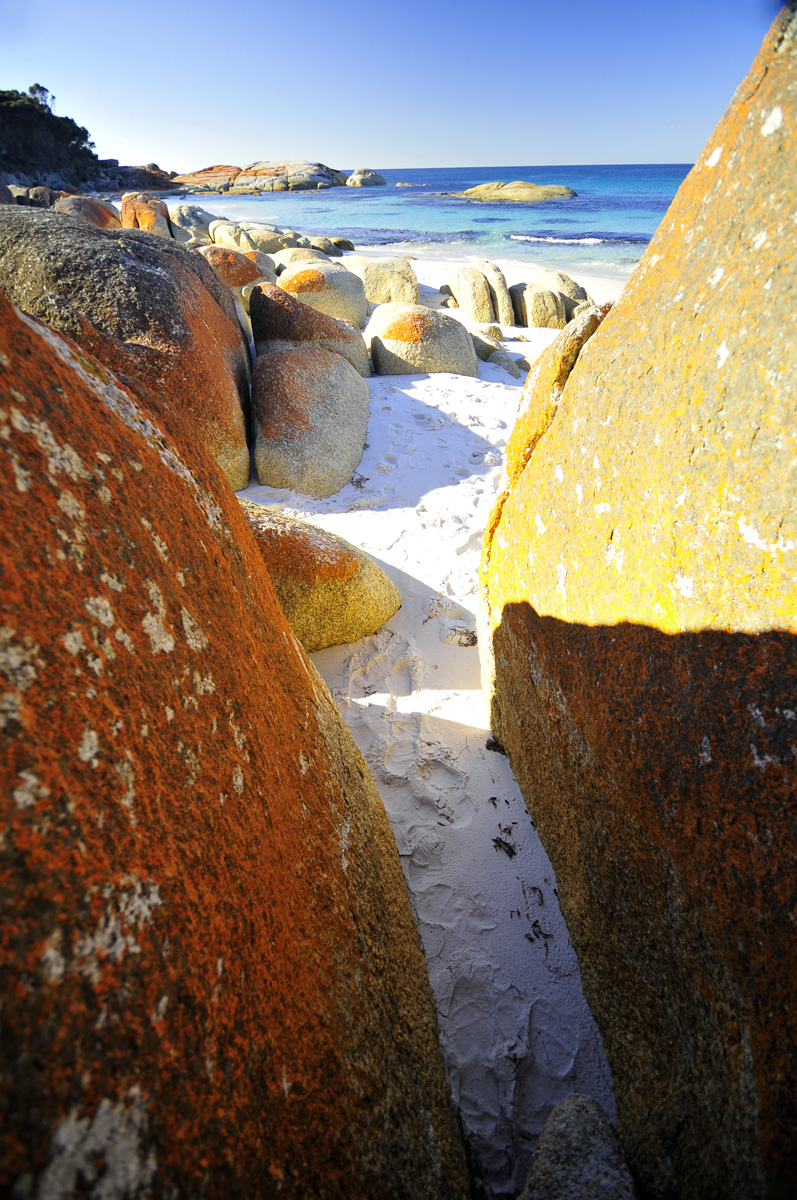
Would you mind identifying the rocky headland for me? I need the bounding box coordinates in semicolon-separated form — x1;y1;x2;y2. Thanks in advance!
1;6;796;1199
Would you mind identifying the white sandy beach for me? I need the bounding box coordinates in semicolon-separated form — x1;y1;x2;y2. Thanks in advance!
239;247;623;1198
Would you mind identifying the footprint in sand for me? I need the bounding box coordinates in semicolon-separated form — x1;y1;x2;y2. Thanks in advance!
422;595;478;646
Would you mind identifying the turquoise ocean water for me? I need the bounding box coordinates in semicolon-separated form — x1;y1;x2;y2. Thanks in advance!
174;163;691;281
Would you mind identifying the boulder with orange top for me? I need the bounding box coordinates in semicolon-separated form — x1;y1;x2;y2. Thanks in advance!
250;281;370;377
0;293;470;1200
120;191;173;237
252;345;370;497
52;194;122;229
0;208;251;490
279;258;368;328
368;301;479;376
196;243;272;289
239;500;401;649
480;8;797;1198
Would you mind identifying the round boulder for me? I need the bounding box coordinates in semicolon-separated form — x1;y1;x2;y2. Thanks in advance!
368;303;479;376
197;244;266;288
52;195;122;229
238;501;401;650
250;282;370;377
279;260;368;329
252;345;371;497
509;282;567;329
343;254;419;305
346;168;387;187
121;192;172;238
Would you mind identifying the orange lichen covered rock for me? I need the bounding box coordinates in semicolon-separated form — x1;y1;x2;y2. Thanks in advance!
0;294;469;1199
279;259;368;328
52;194;122;229
368;302;479;376
0;209;250;489
481;11;797;1200
171;164;242;189
252;345;370;497
250;281;370;376
239;500;401;650
120;192;172;237
196;243;265;288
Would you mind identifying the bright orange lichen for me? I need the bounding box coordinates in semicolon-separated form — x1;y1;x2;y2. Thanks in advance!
480;10;797;1199
197;245;264;288
0;294;469;1198
281;267;325;294
381;311;435;343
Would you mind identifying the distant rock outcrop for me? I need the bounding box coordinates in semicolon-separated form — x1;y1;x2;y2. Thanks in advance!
0;292;470;1199
0;209;251;490
481;9;797;1199
238;501;401;650
173;160;348;193
455;180;576;202
347;168;387;187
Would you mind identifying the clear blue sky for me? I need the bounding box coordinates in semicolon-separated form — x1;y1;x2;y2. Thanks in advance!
0;0;781;170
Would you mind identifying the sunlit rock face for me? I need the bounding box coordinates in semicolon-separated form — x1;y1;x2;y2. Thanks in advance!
0;294;470;1200
480;9;797;1200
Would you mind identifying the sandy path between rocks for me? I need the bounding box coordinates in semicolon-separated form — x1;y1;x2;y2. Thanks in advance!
240;255;618;1198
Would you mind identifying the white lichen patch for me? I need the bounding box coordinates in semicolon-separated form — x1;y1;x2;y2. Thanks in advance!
181;608;209;652
232;765;244;794
706;146;723;167
114;758;137;824
78;728;101;767
142;582;175;655
30;1087;156;1200
674;574;694;599
717;341;730;369
8;404;91;484
13;769;50;810
708;268;724;288
761;106;784;137
63;629;86;656
84;597;115;628
0;626;44;693
74;877;162;985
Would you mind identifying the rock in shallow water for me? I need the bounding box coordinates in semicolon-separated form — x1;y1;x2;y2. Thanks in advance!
481;10;797;1199
0;293;470;1199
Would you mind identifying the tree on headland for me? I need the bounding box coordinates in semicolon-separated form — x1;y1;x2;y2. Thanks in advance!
27;83;55;112
0;86;98;182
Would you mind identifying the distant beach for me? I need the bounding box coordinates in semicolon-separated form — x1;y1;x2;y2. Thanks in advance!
169;162;691;281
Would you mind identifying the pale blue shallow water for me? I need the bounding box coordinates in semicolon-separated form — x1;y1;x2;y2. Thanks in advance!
175;163;691;281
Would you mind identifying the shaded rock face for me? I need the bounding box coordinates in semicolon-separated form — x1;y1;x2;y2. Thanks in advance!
481;10;797;1200
519;1095;636;1200
447;266;495;323
0;295;470;1200
0;208;251;490
368;303;479;377
252;345;371;497
52;194;122;229
238;500;401;651
250;282;370;377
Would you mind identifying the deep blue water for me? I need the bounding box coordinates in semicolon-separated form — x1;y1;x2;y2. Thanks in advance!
175;163;692;279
